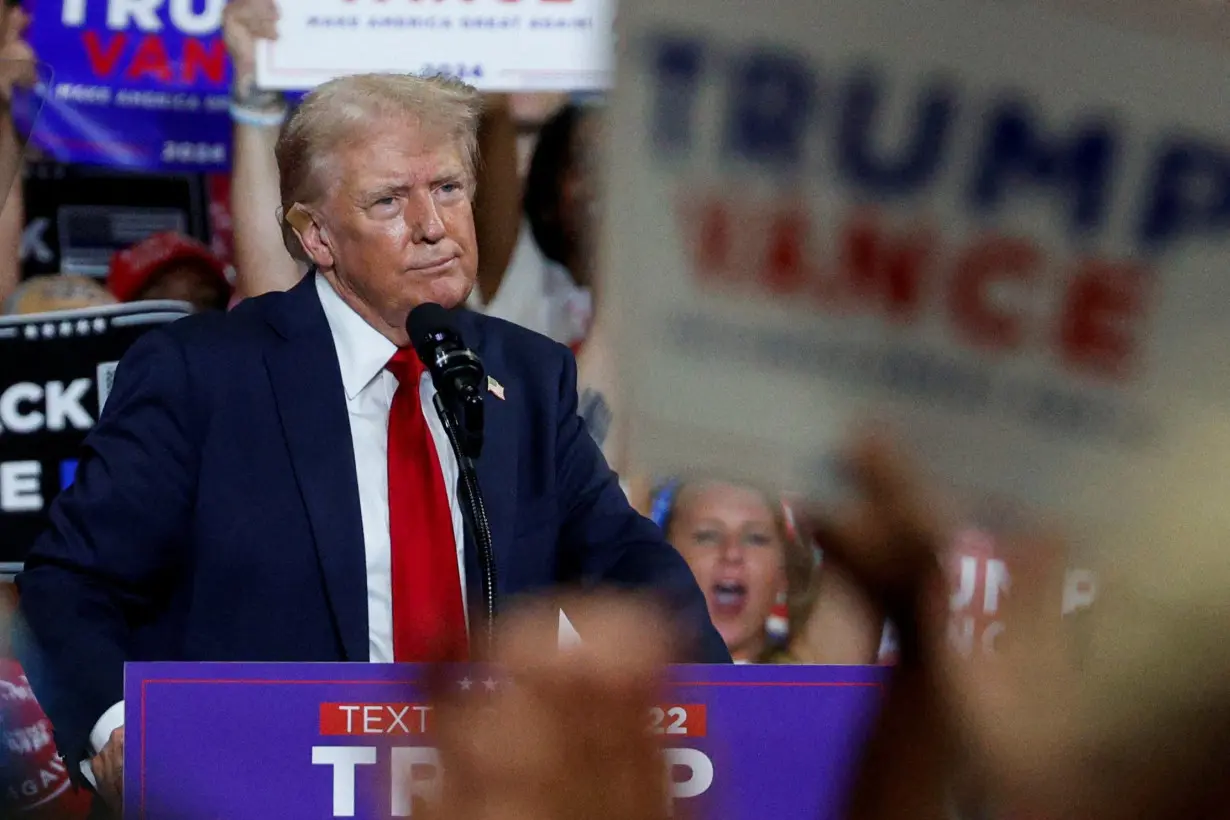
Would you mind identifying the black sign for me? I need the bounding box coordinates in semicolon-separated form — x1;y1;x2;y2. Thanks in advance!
20;161;208;281
0;301;192;568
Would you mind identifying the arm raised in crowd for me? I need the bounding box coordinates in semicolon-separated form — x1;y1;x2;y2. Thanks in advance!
224;0;305;298
0;110;24;306
0;5;35;306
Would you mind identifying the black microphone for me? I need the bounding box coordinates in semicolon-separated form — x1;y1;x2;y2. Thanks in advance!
407;303;485;459
406;302;499;646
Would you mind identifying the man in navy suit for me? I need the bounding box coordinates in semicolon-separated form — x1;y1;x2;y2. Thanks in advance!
16;72;728;812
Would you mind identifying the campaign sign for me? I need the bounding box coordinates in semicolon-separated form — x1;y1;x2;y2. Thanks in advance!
256;0;612;92
602;0;1230;551
24;0;232;171
125;662;884;819
0;301;192;567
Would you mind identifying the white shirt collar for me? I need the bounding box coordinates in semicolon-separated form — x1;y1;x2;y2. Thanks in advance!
315;272;398;401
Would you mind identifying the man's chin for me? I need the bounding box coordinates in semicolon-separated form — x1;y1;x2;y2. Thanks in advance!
415;276;475;311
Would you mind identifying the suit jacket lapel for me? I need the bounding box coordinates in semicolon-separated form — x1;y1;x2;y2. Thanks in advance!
263;276;369;661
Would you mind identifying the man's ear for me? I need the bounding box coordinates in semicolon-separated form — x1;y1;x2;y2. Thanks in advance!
286;204;335;270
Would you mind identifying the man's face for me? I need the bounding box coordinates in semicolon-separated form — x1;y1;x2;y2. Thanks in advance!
311;120;478;341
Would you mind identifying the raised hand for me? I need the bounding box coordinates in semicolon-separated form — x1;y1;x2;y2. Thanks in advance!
427;596;673;820
222;0;279;88
0;6;36;105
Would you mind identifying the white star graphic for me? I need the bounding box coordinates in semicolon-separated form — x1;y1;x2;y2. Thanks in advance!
92;318;107;333
458;677;473;691
23;325;36;339
482;678;497;692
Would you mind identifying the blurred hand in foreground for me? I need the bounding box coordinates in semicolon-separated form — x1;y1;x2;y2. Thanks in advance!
812;433;1230;820
427;597;673;820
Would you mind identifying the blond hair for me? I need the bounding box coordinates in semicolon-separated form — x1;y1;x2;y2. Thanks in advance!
3;274;117;316
274;72;483;263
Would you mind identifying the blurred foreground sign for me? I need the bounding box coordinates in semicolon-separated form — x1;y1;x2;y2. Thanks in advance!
257;0;612;92
126;662;883;819
603;0;1230;548
0;302;192;568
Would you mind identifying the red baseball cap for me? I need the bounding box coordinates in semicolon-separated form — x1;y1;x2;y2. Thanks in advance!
108;232;232;303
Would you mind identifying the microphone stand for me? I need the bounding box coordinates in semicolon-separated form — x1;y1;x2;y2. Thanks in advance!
432;395;498;658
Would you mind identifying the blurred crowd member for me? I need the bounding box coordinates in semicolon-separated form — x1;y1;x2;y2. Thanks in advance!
468;101;595;350
222;0;522;315
0;586;93;820
508;92;570;174
521;103;595;302
106;232;231;312
653;478;883;664
812;436;1230;820
2;274;116;315
0;4;36;307
427;597;671;820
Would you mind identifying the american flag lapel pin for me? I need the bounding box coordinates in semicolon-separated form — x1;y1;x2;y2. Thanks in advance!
487;375;505;400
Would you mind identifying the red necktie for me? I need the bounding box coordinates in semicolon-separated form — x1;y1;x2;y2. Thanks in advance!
386;349;468;662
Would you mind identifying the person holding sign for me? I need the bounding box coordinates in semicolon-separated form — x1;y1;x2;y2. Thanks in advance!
16;71;729;814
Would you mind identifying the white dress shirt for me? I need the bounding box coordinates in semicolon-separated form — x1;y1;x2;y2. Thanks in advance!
82;274;469;779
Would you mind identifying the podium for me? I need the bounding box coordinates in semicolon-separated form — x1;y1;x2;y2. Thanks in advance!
125;663;885;819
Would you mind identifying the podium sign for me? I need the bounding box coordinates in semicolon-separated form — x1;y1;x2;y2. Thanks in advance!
125;662;884;819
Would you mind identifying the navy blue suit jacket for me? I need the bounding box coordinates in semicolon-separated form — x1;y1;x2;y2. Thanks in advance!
16;276;728;773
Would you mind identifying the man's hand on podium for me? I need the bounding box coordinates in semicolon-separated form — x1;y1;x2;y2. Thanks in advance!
90;726;124;811
428;596;673;820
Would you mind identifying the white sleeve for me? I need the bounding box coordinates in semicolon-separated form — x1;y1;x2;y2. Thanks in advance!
78;700;125;787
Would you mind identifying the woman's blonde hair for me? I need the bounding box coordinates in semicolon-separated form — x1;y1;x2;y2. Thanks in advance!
274;72;483;263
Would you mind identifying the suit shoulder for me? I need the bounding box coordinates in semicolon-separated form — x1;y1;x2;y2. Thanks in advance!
468;310;571;363
156;289;288;352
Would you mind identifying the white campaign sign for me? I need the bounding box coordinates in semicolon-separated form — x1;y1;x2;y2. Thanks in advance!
602;0;1230;551
256;0;613;92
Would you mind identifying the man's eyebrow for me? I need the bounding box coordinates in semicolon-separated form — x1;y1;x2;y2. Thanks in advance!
358;183;410;201
431;169;466;185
